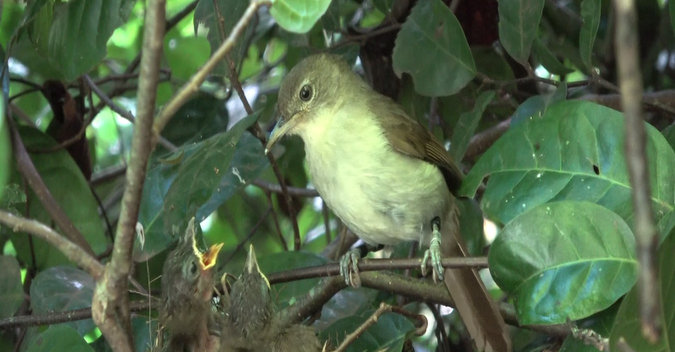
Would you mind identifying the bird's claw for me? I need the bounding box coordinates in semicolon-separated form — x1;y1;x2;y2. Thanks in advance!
421;229;444;282
339;249;362;287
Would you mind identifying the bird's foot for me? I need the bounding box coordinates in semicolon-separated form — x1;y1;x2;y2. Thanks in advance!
421;220;444;282
339;248;362;287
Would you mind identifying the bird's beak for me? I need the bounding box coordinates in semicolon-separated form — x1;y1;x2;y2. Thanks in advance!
199;242;224;271
265;115;297;155
246;244;270;287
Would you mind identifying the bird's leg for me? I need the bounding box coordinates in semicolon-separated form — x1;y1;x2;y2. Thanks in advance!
339;244;382;287
421;217;444;282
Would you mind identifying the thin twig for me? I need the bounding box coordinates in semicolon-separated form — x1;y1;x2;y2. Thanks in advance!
152;0;271;141
613;0;661;343
0;210;104;278
7;117;95;255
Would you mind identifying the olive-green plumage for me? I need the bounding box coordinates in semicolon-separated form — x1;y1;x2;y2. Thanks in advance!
266;54;511;352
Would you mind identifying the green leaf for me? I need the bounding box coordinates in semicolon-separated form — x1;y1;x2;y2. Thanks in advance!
10;127;108;269
532;38;573;76
161;92;230;147
460;101;675;225
320;310;416;351
23;0;134;81
579;0;601;70
163;35;210;81
610;289;667;351
162;113;261;238
392;0;475;96
511;82;566;126
0;256;23;319
489;201;638;325
449;90;495;161
498;0;545;66
270;0;332;34
259;251;327;310
30;266;95;335
26;325;93;352
660;227;675;352
194;0;254;74
663;124;675;151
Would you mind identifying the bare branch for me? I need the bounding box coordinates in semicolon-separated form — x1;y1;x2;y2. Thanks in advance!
91;0;166;350
0;210;104;279
613;0;661;342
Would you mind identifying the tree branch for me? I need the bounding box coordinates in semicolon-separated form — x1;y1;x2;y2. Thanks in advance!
91;1;166;350
0;210;103;279
613;0;661;343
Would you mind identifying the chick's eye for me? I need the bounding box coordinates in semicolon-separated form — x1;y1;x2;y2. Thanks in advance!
299;84;312;101
189;260;198;276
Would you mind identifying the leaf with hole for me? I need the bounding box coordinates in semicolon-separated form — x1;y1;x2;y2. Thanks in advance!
460;101;675;226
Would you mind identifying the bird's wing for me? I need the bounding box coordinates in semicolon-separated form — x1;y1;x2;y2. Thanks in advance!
368;95;463;192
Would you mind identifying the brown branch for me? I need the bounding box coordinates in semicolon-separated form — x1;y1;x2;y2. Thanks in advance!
463;118;511;163
0;300;151;329
7;117;95;255
580;89;675;116
152;0;271;142
0;210;103;279
613;0;661;343
91;1;166;350
267;257;488;284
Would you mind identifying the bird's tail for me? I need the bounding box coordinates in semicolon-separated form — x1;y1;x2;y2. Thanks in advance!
441;207;512;352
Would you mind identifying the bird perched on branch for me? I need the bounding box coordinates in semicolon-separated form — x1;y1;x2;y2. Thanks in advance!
265;53;511;351
219;245;321;352
160;217;223;352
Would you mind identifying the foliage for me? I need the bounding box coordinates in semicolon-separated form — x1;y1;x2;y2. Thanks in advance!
0;0;674;351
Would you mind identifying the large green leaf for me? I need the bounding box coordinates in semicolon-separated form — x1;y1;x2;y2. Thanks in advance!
460;101;675;225
259;251;327;310
270;0;332;34
163;34;210;81
498;0;545;66
392;0;475;96
162;113;262;240
30;266;95;336
19;0;134;81
26;325;93;352
489;201;638;325
579;0;601;71
659;228;675;351
10;127;108;269
0;256;23;319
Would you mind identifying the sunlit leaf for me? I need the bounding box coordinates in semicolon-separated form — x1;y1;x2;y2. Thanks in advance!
393;0;475;96
270;0;332;34
460;101;675;225
489;201;638;325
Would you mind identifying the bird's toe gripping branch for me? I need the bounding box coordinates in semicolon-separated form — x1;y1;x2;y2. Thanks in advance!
421;218;444;282
339;248;362;288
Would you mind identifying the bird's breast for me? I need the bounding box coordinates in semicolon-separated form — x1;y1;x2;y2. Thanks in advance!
298;107;450;245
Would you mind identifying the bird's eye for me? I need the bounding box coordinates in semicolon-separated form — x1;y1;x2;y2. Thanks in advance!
299;84;312;102
188;260;198;277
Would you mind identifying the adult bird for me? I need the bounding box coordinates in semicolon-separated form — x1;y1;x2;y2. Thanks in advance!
160;217;223;352
220;245;321;352
265;54;510;351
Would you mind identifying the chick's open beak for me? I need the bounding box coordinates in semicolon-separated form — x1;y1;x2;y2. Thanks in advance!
199;243;224;271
